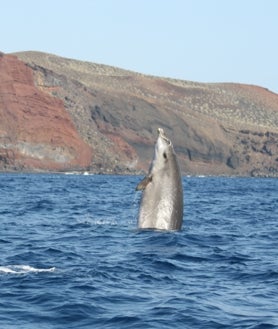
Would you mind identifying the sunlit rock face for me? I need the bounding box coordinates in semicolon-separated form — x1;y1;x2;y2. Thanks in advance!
0;53;92;171
1;50;278;176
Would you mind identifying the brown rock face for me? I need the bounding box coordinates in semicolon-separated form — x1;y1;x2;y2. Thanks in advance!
0;53;92;171
2;51;278;176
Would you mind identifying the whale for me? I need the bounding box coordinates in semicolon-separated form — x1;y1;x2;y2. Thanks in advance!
136;128;183;231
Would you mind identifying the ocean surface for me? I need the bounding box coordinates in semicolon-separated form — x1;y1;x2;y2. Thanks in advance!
0;174;277;329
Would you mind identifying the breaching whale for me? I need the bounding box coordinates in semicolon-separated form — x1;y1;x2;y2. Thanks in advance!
136;128;183;231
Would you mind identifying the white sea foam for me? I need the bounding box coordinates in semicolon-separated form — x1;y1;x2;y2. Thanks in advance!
0;265;55;274
77;215;136;227
77;214;118;226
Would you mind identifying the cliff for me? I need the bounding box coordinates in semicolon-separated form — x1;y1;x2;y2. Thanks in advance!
1;50;278;176
0;52;92;171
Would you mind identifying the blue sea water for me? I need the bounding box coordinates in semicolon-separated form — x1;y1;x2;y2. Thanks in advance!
0;174;277;329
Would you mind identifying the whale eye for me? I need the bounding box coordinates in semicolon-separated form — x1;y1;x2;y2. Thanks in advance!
163;152;167;159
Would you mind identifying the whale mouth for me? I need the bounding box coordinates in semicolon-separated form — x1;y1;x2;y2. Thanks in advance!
157;128;171;145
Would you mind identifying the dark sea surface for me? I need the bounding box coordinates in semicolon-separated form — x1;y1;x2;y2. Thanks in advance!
0;174;277;329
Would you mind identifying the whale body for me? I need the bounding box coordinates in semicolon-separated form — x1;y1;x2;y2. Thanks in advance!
136;128;183;231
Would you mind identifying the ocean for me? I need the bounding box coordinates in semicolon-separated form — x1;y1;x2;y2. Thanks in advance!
0;174;277;328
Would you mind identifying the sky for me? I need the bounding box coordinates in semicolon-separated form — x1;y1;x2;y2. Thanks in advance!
1;0;278;93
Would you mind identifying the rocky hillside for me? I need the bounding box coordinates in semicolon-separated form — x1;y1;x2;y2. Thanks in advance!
0;52;92;171
1;50;278;176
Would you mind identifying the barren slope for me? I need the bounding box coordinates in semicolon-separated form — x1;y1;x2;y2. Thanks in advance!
4;51;278;176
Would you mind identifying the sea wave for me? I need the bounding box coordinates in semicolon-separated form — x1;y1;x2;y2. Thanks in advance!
0;265;56;274
1;174;278;329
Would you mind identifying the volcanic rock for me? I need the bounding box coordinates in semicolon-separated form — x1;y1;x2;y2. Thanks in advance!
1;50;278;176
0;53;92;171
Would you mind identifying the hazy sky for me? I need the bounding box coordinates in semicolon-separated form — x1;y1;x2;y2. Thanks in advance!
1;0;277;93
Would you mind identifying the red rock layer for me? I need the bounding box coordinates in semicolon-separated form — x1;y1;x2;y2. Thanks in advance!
0;53;92;171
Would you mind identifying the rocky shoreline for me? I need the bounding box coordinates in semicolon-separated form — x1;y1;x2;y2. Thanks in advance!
1;51;277;177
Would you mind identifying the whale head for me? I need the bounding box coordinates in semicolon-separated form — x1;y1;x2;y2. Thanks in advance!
152;128;175;172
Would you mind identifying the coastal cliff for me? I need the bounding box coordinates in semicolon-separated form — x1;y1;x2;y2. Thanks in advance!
1;51;277;176
0;52;92;171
